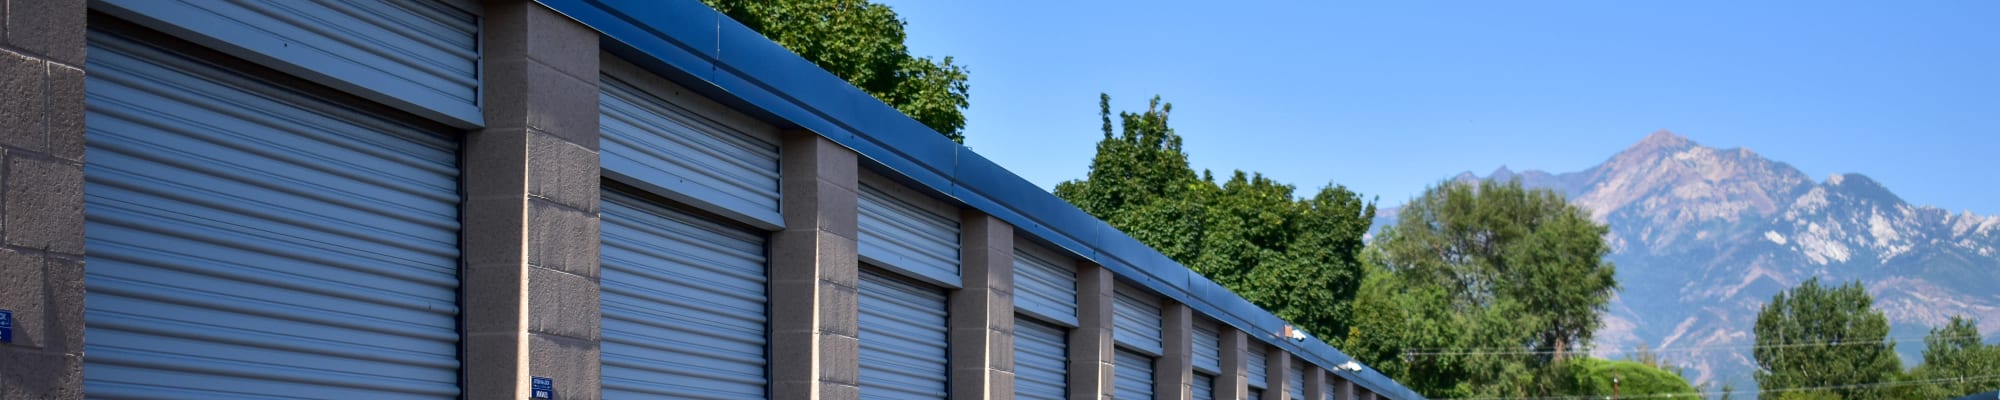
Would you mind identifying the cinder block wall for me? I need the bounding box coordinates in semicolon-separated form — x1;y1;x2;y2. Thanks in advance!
0;0;88;398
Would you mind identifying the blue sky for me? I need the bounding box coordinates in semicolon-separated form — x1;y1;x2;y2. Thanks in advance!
877;0;2000;214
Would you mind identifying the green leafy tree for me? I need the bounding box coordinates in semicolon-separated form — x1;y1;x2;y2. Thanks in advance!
1903;316;2000;398
1753;278;1902;400
1054;94;1375;343
1374;179;1618;358
1551;358;1700;399
702;0;971;142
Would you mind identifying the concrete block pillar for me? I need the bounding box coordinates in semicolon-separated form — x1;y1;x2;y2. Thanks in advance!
1335;376;1355;400
770;131;861;400
1069;263;1115;400
1304;368;1327;400
1155;303;1193;399
464;1;604;399
1263;348;1288;400
0;0;87;397
1216;329;1249;400
952;212;1015;399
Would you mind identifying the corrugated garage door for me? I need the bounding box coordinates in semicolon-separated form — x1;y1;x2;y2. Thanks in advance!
1249;344;1270;392
1289;357;1306;399
859;269;950;399
1193;372;1217;400
1112;287;1163;354
1193;319;1221;375
1114;349;1155;400
92;0;484;127
599;69;782;227
600;189;768;399
858;182;961;286
82;30;461;398
1015;316;1068;400
1013;245;1077;326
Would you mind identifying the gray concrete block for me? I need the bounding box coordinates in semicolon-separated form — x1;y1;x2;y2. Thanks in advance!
0;50;45;153
0;250;43;349
42;255;80;354
522;3;598;83
46;64;81;162
6;0;85;66
478;58;531;130
780;132;857;192
822;382;859;400
524;60;600;151
460;196;527;267
528;333;602;400
462;332;523;400
0;349;80;400
462;262;525;335
5;157;83;254
780;179;858;240
818;232;859;287
527;266;600;341
817;334;859;385
988;328;1015;371
527;131;599;214
527;198;600;278
817;280;857;337
768;278;818;333
463;127;529;199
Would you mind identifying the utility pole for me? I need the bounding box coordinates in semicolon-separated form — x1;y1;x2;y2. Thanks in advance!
1612;365;1621;400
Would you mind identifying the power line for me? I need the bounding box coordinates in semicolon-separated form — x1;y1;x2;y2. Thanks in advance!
1399;332;1998;358
1432;373;2000;400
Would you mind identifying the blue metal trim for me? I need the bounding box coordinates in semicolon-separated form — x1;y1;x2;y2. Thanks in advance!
537;0;1422;398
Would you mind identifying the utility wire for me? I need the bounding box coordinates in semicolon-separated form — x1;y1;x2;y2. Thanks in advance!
1432;373;2000;400
1400;332;1998;358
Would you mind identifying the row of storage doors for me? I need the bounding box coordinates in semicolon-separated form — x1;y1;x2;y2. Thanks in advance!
77;4;1362;400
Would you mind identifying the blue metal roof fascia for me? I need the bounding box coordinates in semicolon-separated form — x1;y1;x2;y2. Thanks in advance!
539;1;1423;398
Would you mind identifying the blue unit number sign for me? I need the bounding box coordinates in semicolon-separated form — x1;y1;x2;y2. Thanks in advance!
531;376;553;399
0;309;12;343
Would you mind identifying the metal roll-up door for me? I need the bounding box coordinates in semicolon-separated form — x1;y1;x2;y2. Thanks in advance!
1112;288;1163;354
1114;349;1155;400
1015;316;1069;400
1193;319;1221;375
1251;388;1267;400
858;183;961;286
1248;345;1270;390
859;269;950;399
83;30;461;398
600;190;768;399
1193;372;1217;400
1013;247;1077;326
94;0;483;127
1288;358;1306;399
599;72;781;227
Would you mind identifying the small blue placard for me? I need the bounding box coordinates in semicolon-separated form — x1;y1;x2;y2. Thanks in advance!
530;376;553;399
0;309;12;343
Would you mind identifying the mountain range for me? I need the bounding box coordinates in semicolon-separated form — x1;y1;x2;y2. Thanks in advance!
1390;130;2000;389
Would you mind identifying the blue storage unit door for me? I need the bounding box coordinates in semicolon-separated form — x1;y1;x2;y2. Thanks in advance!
859;268;951;399
858;181;962;286
92;0;484;127
1015;316;1069;400
83;29;462;398
1193;372;1217;400
1193;319;1222;375
1288;358;1306;399
1248;344;1269;391
1013;245;1078;326
1114;349;1155;400
1112;287;1164;354
1251;388;1266;400
600;189;769;399
599;67;782;227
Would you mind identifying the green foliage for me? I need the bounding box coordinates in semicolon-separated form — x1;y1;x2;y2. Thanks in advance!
1901;316;2000;398
1053;94;1375;344
701;0;971;142
1349;179;1622;398
1551;358;1700;399
1753;277;1902;400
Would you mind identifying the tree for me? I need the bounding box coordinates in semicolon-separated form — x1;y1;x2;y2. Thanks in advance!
1373;179;1618;359
1551;358;1700;399
702;0;971;142
1903;316;2000;398
1752;277;1902;400
1053;94;1375;344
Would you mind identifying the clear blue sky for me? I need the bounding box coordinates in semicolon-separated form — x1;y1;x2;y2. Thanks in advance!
877;0;2000;214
